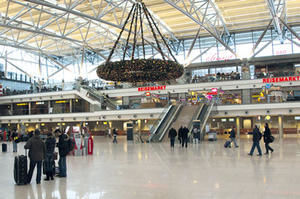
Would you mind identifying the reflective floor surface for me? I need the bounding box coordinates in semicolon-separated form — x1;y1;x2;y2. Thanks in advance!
1;136;300;199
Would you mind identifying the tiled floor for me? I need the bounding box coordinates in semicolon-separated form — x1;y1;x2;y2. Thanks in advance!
1;136;300;199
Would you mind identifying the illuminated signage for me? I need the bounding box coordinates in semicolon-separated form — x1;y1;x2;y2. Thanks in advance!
145;92;151;96
36;102;45;105
16;103;28;106
207;88;218;95
263;76;300;83
55;100;68;104
138;85;166;92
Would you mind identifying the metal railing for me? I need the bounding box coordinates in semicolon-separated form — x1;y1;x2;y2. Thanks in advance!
81;85;117;110
149;105;174;142
158;104;182;142
200;101;215;136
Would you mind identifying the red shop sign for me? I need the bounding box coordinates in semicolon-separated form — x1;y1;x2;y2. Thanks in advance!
263;76;300;83
138;85;166;92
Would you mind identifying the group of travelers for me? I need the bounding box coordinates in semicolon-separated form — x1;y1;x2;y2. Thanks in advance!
168;126;191;148
225;123;274;156
248;123;274;156
167;122;274;156
23;129;72;184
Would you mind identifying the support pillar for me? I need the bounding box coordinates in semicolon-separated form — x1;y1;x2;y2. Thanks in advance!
48;101;51;114
138;119;141;134
278;115;283;139
28;102;31;115
10;103;13;115
70;99;73;113
236;117;240;138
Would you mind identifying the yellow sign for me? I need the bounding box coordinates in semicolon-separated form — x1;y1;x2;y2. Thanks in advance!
16;103;28;106
55;100;67;104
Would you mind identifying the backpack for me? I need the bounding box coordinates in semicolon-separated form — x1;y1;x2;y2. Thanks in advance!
68;138;75;152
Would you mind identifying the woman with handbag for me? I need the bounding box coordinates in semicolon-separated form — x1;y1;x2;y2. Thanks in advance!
263;123;274;154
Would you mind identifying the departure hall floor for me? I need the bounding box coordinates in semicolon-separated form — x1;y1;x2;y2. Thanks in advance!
1;136;300;199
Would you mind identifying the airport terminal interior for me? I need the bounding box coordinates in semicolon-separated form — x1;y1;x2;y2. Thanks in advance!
1;0;300;198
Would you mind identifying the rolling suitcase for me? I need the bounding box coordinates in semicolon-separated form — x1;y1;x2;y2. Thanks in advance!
14;151;28;185
2;143;7;152
224;140;231;148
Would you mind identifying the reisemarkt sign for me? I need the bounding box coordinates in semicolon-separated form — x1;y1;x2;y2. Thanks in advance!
263;76;300;83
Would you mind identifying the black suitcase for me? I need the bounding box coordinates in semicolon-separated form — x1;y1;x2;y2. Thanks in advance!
224;140;231;148
2;143;7;152
14;155;28;185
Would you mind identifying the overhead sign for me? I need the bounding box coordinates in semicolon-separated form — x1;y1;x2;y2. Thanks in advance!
263;76;300;83
145;92;151;96
138;85;166;92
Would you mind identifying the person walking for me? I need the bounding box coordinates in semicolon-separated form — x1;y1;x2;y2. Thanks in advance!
24;129;46;184
57;130;70;177
168;128;177;148
229;126;239;148
263;123;274;154
112;128;118;144
11;130;18;152
248;125;262;156
178;126;183;145
44;132;56;181
192;127;198;144
181;126;189;148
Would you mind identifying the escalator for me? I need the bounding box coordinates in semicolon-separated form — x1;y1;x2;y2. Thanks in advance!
80;85;117;110
149;105;182;142
162;104;202;142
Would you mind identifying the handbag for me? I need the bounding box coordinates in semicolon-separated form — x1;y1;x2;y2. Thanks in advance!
269;135;275;143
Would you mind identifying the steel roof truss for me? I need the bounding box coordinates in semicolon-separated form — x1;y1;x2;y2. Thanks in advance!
164;0;237;58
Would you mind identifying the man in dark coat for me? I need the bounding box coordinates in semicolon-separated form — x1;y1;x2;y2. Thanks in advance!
168;128;177;148
24;129;46;184
178;126;183;144
44;132;56;181
57;130;70;177
263;123;274;154
181;126;189;148
229;126;239;148
248;125;262;156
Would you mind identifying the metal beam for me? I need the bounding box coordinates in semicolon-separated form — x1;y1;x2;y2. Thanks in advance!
279;18;300;41
164;0;237;58
24;0;126;31
252;19;273;53
250;36;278;59
185;44;216;67
1;58;33;78
24;0;176;59
265;0;284;43
0;23;82;45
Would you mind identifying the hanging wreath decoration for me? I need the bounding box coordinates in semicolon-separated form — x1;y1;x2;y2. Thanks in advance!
96;2;183;83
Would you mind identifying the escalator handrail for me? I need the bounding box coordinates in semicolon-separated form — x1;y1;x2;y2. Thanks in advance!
81;85;117;109
200;101;215;134
158;104;182;141
149;105;174;141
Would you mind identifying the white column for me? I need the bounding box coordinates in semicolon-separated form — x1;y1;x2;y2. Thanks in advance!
278;116;283;139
